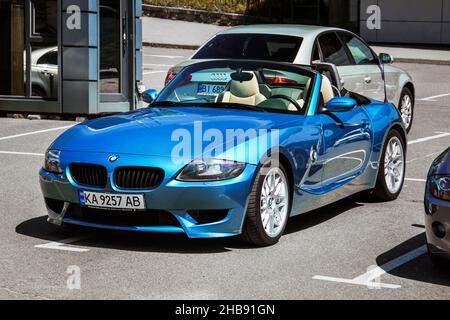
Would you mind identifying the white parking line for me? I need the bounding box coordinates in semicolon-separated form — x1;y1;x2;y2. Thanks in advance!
405;178;427;182
0;125;73;142
406;152;439;164
143;70;168;75
0;150;44;156
143;54;185;59
35;236;89;252
143;63;172;67
408;132;450;145
313;245;427;289
418;93;450;101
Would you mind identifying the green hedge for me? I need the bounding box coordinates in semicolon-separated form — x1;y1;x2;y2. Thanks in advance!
143;0;248;14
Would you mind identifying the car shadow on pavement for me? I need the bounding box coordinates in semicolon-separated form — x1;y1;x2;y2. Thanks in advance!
376;232;450;287
285;197;362;235
16;197;362;254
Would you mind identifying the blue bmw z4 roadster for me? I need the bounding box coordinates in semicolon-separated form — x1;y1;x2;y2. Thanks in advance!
40;60;407;246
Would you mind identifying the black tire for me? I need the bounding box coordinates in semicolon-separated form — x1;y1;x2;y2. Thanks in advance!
241;162;291;246
32;86;46;97
371;130;406;201
398;87;414;133
427;244;450;267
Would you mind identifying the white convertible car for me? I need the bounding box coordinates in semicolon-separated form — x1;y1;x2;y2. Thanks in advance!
164;25;415;132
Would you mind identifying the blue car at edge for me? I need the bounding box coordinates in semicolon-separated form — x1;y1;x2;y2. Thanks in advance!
40;60;407;246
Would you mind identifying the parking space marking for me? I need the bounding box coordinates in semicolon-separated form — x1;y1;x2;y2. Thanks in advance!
418;93;450;101
143;70;168;75
35;236;89;252
313;245;427;289
405;178;426;182
0;150;44;156
143;54;185;59
143;63;173;67
408;132;450;145
0;125;73;142
406;152;438;164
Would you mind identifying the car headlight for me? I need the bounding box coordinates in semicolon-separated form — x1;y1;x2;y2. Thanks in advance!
177;159;246;181
429;175;450;201
44;150;63;174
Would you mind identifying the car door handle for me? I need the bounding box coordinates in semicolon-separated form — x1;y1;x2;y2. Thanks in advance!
364;76;372;83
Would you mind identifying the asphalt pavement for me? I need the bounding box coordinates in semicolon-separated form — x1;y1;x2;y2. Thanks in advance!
0;47;449;299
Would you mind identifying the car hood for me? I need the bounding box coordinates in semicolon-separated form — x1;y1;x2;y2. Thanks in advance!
52;106;297;159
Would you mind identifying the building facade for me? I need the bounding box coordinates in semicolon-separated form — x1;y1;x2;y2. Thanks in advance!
360;0;450;45
248;0;450;45
0;0;143;115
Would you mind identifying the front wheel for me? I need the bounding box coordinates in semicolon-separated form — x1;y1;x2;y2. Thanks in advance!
371;130;406;201
398;87;414;133
241;163;291;246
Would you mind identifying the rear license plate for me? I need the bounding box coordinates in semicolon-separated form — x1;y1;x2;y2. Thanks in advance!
197;83;226;96
79;191;145;210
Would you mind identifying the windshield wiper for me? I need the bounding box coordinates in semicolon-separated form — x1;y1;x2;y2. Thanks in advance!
149;101;184;107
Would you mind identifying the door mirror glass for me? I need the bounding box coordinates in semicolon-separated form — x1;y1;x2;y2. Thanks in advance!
324;97;357;112
142;89;158;104
379;53;394;64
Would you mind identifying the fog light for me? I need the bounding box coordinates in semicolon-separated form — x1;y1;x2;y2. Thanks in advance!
432;221;446;239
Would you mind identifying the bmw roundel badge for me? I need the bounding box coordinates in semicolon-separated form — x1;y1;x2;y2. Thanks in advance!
108;155;119;163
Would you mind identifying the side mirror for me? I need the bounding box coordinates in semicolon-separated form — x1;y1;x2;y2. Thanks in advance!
323;97;357;113
379;53;394;64
142;89;158;104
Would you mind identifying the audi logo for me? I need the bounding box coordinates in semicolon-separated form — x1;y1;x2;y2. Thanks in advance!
210;73;228;81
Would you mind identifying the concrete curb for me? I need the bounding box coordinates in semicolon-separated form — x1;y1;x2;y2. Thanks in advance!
394;58;450;66
143;41;200;50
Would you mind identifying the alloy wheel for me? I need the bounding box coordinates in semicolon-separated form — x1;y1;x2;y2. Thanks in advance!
384;136;405;194
400;94;413;130
260;167;289;238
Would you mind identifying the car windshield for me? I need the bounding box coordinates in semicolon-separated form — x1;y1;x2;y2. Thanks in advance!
192;33;303;63
154;61;314;114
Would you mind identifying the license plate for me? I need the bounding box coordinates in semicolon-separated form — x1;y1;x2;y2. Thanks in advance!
197;83;226;96
79;191;145;210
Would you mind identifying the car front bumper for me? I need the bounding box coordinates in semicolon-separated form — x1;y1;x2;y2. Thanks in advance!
39;151;257;238
424;191;450;260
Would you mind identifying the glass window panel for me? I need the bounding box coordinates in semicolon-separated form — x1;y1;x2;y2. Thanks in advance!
339;33;377;65
318;33;352;66
100;0;121;94
31;46;58;98
32;0;57;35
193;34;303;63
0;0;26;96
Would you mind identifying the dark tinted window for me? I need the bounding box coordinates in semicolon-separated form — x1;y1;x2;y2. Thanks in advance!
37;50;57;65
318;32;351;66
193;34;303;63
311;43;320;62
339;33;376;65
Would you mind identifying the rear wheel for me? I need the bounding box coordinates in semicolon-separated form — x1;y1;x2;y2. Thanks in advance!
241;163;290;246
32;86;46;97
371;130;406;201
398;87;414;133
